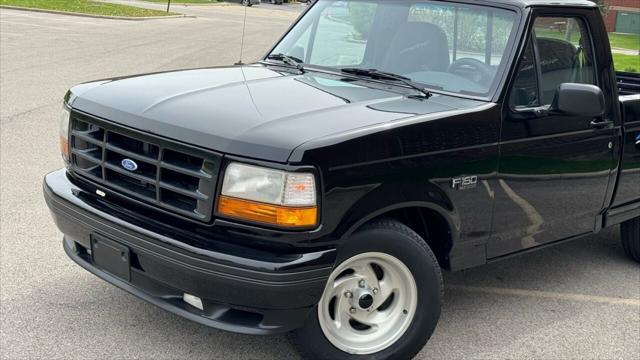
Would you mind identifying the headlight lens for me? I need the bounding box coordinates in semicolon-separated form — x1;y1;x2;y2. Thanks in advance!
60;105;71;161
218;163;317;228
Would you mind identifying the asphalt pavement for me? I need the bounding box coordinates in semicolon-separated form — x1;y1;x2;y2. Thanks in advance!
1;5;639;360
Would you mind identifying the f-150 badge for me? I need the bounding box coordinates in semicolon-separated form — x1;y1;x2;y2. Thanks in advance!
452;175;478;190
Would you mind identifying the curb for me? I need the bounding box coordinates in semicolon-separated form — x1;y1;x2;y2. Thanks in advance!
611;47;640;56
0;5;193;20
138;1;235;6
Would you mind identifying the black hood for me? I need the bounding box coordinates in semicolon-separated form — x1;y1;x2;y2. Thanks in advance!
69;64;485;163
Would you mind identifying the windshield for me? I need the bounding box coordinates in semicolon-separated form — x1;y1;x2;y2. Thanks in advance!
269;0;519;98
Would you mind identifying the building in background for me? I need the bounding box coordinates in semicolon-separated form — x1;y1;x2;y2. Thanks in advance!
603;0;640;35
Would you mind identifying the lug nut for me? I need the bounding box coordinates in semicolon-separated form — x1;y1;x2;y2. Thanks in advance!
349;307;357;314
344;291;353;298
358;279;365;288
373;288;379;295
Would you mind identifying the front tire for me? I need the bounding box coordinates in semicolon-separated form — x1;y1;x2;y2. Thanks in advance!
292;219;443;359
621;217;640;262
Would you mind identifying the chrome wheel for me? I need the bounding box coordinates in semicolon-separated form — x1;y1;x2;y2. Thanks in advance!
318;252;418;355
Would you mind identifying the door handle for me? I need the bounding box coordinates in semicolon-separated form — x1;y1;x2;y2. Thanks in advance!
590;119;614;129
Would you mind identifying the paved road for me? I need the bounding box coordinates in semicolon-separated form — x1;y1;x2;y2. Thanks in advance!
1;6;639;360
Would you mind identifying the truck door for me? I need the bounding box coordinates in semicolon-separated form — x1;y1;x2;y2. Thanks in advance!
488;11;618;257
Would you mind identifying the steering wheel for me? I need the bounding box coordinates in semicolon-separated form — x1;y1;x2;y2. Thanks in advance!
448;58;494;86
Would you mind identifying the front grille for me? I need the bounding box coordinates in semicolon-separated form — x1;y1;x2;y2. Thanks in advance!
69;111;221;222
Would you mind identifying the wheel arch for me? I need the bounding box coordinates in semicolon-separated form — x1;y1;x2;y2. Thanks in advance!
341;202;458;270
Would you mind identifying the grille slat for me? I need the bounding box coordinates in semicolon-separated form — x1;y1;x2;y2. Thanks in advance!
71;149;102;162
104;162;156;183
74;132;105;147
105;144;159;164
160;161;213;179
159;182;208;200
69;112;221;222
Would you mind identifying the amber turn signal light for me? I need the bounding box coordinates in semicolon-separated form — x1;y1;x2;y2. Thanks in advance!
60;136;70;159
218;195;317;228
60;104;71;161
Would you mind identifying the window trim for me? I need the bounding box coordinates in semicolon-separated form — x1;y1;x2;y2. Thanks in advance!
530;28;544;106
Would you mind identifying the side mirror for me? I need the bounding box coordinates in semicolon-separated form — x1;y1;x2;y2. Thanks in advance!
550;83;605;117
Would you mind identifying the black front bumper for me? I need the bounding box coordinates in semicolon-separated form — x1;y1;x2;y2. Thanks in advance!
44;169;335;335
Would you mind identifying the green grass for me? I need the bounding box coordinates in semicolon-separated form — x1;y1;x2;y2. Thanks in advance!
535;28;582;44
142;0;221;3
0;0;176;17
608;33;640;51
535;28;639;73
613;53;640;73
536;28;638;51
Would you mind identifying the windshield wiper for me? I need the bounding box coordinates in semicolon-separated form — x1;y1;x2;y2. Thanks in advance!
340;68;432;99
266;53;305;73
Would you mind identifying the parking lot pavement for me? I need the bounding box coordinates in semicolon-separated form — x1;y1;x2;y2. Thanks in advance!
1;7;639;360
104;0;307;18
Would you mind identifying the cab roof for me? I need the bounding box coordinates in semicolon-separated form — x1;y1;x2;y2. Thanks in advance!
344;0;599;9
483;0;597;8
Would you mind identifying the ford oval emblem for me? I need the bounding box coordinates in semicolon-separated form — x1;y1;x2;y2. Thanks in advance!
121;158;138;171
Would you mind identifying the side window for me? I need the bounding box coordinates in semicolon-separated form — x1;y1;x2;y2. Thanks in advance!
533;17;597;104
510;38;539;108
509;16;597;108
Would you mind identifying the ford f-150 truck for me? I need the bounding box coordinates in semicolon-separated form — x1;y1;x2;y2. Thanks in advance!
44;0;639;358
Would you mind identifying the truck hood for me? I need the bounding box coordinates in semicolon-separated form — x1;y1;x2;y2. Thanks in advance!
70;64;485;163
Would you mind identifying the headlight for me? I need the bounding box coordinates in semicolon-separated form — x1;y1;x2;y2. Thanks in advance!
60;104;71;161
218;163;318;228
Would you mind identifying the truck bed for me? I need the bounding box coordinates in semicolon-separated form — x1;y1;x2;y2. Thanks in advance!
607;83;640;226
617;71;640;95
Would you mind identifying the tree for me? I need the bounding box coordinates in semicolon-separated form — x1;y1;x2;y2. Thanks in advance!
347;3;376;40
593;0;611;15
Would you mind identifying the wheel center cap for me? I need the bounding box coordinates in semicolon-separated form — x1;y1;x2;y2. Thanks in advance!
358;294;374;309
350;287;375;310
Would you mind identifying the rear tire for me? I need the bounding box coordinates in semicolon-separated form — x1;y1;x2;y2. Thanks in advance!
621;217;640;262
291;219;443;360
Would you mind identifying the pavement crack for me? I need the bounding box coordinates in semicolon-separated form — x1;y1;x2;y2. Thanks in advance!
1;103;54;125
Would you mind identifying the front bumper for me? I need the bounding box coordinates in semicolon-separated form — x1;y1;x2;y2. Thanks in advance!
44;169;334;335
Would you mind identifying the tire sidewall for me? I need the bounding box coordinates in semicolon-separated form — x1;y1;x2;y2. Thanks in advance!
295;223;443;360
621;217;640;262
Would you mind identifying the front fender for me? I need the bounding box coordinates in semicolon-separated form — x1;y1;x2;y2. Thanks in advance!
335;180;460;243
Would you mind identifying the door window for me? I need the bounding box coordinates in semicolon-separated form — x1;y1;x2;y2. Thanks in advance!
534;17;597;104
509;16;597;107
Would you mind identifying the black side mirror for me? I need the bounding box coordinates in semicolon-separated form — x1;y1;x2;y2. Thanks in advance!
550;83;605;117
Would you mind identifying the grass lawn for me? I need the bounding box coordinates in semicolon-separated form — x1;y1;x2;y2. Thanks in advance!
608;33;640;51
143;0;221;3
535;29;638;51
613;53;640;73
0;0;176;17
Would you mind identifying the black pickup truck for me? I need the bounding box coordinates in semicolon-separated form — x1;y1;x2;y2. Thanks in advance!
44;0;639;358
